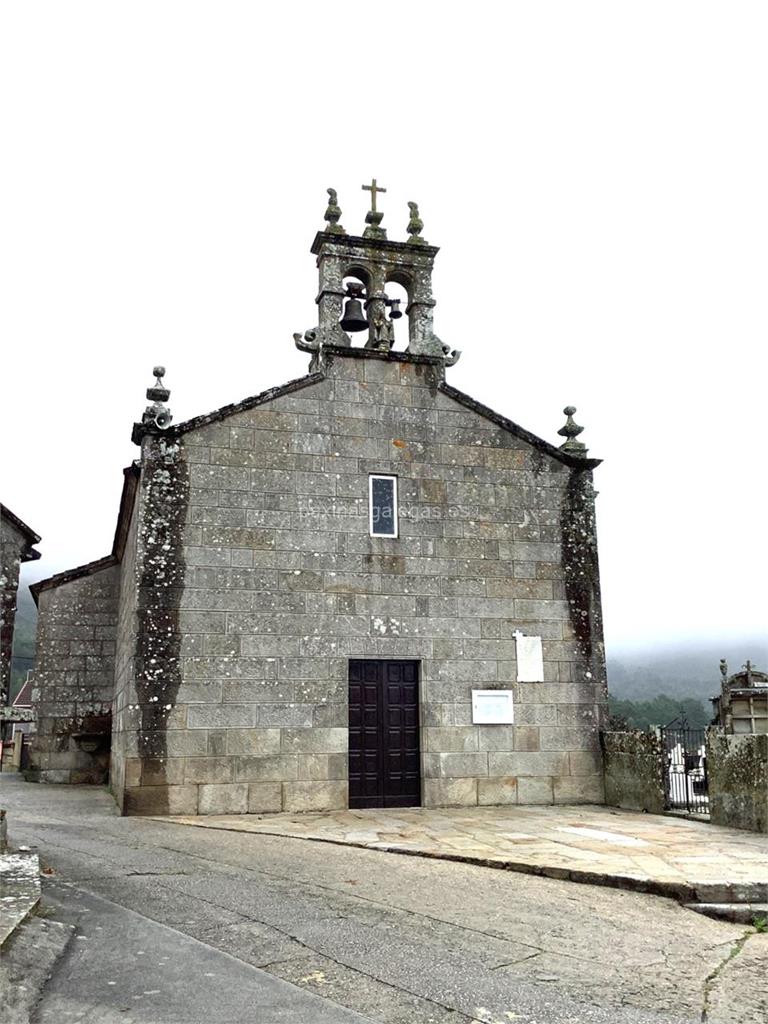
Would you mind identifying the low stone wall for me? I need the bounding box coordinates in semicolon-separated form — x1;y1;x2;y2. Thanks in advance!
707;732;768;834
601;730;664;814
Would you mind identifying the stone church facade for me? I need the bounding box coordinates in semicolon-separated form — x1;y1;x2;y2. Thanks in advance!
30;187;608;815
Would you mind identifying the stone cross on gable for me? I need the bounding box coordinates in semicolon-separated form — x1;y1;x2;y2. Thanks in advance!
362;178;386;213
362;178;387;240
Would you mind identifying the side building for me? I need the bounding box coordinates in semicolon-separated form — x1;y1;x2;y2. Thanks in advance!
1;504;40;707
31;190;609;814
27;471;137;784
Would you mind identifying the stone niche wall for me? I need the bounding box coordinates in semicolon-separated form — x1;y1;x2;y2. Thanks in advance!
117;352;608;816
707;732;768;833
29;564;120;784
602;730;664;814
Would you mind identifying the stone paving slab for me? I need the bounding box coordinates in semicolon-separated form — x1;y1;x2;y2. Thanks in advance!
158;803;768;905
0;850;40;948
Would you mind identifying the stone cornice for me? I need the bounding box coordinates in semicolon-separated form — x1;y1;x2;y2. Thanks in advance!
438;383;602;471
310;231;439;259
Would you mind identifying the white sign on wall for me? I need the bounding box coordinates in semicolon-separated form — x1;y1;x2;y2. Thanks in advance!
514;630;544;682
472;689;515;725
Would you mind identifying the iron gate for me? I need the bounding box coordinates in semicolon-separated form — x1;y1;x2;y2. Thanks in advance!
661;725;709;815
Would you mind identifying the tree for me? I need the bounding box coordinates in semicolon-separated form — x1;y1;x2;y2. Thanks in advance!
607;694;709;730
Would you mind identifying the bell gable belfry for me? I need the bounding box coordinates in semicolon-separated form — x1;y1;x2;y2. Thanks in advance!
294;182;460;366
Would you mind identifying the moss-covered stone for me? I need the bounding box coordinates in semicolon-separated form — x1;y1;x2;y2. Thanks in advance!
602;730;664;813
707;732;768;833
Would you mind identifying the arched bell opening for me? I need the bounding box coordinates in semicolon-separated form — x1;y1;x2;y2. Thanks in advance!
340;268;372;342
380;279;409;350
343;266;371;290
385;269;413;297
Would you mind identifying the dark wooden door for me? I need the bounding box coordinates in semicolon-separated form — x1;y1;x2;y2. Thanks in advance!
348;660;420;808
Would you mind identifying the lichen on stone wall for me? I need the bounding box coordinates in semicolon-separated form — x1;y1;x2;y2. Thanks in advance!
561;469;605;679
133;436;189;803
601;730;665;813
707;732;768;833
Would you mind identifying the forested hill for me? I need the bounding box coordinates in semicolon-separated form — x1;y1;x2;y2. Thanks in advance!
9;588;37;702
607;638;768;702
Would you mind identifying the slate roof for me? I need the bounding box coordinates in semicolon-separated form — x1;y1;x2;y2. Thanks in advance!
12;677;34;708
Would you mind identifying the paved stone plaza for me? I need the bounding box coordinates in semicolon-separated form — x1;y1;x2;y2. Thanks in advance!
161;802;768;907
3;776;768;1024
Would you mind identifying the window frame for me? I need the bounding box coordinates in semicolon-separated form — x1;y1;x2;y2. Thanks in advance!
368;473;399;539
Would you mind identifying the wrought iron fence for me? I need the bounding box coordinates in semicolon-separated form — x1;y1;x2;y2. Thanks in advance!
661;725;709;815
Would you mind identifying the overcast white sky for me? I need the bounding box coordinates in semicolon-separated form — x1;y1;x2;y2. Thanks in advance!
2;2;766;653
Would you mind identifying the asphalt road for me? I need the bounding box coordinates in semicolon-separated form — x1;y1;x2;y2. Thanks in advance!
2;775;765;1024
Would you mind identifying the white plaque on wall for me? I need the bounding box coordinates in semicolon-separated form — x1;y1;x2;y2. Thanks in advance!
514;631;544;682
472;689;514;725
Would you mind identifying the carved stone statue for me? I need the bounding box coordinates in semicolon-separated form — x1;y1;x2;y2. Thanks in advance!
407;201;425;244
370;308;394;350
324;188;345;234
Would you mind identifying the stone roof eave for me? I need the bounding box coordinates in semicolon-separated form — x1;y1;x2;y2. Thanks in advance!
0;503;42;560
438;383;602;471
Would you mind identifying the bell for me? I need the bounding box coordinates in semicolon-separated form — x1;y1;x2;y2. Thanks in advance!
340;285;369;333
388;298;403;319
340;297;368;332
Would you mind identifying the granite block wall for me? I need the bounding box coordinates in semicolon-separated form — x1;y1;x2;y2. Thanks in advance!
707;731;768;833
114;351;607;815
602;730;665;813
28;564;119;784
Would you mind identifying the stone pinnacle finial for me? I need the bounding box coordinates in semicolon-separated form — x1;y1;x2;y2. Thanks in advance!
142;366;172;429
324;188;345;234
557;405;587;456
362;178;387;239
406;201;426;245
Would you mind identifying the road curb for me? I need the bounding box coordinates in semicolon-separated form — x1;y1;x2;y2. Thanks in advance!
685;902;768;925
0;850;41;951
154;817;768;912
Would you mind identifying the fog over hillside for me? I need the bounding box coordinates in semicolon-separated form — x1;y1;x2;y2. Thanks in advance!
8;588;36;700
606;639;768;702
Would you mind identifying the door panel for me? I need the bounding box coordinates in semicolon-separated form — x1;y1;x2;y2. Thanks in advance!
348;660;421;808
